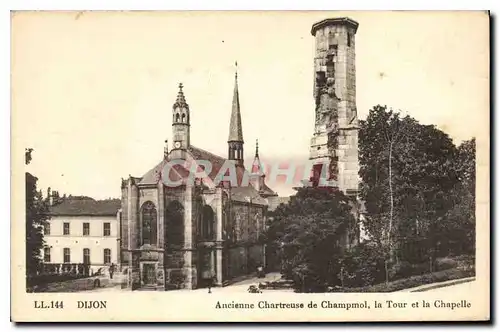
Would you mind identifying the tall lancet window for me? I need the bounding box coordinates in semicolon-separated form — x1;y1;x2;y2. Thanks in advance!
141;201;157;246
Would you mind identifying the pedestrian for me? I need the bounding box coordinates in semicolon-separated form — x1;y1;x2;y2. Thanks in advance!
208;274;216;294
257;265;265;278
109;263;115;280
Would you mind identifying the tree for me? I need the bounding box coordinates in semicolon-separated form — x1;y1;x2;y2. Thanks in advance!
359;105;463;277
441;139;476;255
265;187;355;292
25;149;50;289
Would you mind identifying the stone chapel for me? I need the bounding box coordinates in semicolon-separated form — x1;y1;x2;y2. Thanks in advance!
118;70;278;290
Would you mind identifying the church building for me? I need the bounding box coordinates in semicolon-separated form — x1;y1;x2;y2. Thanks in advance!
119;69;278;290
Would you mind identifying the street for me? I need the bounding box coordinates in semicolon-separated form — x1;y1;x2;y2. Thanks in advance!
398;277;476;293
419;279;476;294
85;272;285;293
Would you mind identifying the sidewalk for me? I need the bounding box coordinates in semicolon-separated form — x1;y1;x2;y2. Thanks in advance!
398;277;476;293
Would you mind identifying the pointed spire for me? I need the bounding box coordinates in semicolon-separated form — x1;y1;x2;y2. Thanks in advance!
228;62;243;142
173;82;188;109
251;139;264;176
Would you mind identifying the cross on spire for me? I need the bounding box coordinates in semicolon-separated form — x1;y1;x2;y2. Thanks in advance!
174;82;188;108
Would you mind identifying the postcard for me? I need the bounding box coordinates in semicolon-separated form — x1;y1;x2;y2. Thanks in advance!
11;10;490;322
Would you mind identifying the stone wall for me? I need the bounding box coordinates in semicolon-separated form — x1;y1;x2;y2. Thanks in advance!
310;20;359;194
228;246;247;278
120;186;129;259
248;244;265;269
227;244;265;279
225;201;266;279
231;202;264;243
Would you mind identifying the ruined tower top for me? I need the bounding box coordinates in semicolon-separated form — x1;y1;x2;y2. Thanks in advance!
309;16;360;195
311;17;359;36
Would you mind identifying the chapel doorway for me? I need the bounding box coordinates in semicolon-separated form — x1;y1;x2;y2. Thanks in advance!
142;263;156;286
198;248;215;288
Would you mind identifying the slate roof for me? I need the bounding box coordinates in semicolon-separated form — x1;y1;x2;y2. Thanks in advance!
267;196;291;212
136;145;277;204
231;186;268;206
228;73;243;142
49;197;121;216
138;145;249;187
259;182;278;197
138;158;190;186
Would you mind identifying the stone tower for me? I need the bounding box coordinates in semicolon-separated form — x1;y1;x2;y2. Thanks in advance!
172;83;190;151
228;65;244;166
309;17;360;196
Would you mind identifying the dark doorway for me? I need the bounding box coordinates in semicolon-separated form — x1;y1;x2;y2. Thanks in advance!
142;264;156;286
198;248;214;288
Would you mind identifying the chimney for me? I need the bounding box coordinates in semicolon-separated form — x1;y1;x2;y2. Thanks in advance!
47;187;53;206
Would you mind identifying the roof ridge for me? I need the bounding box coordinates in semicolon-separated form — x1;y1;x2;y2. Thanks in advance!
189;145;227;162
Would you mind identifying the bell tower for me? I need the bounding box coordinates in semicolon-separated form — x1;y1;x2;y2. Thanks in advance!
172;83;190;151
309;17;360;196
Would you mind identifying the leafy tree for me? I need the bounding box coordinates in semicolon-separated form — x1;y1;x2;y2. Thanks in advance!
25;149;50;289
266;187;355;292
440;139;475;255
359;105;467;273
339;241;386;287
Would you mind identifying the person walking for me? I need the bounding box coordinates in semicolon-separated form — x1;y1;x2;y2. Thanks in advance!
109;263;115;280
208;274;216;294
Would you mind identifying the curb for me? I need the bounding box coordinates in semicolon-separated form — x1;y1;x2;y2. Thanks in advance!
410;277;476;293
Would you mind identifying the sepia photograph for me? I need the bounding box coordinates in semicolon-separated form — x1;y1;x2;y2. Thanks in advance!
11;10;490;322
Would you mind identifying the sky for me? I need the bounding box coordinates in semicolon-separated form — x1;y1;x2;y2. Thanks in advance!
12;11;489;199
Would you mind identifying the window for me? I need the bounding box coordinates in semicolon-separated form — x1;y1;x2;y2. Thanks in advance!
347;32;352;47
44;223;50;235
83;248;90;265
103;249;111;264
63;222;70;235
44;247;50;262
83;222;90;236
141;202;157;246
63;248;70;263
202;206;215;239
103;223;111;237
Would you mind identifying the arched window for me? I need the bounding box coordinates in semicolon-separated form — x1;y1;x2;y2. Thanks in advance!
175;113;180;122
202;206;215;239
165;201;184;250
181;113;186;123
141;201;157;246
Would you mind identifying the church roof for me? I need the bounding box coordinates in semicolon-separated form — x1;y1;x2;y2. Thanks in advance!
258;182;278;197
267;196;291;212
231;186;268;206
138;158;190;186
137;145;276;199
49;197;121;216
138;146;247;186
